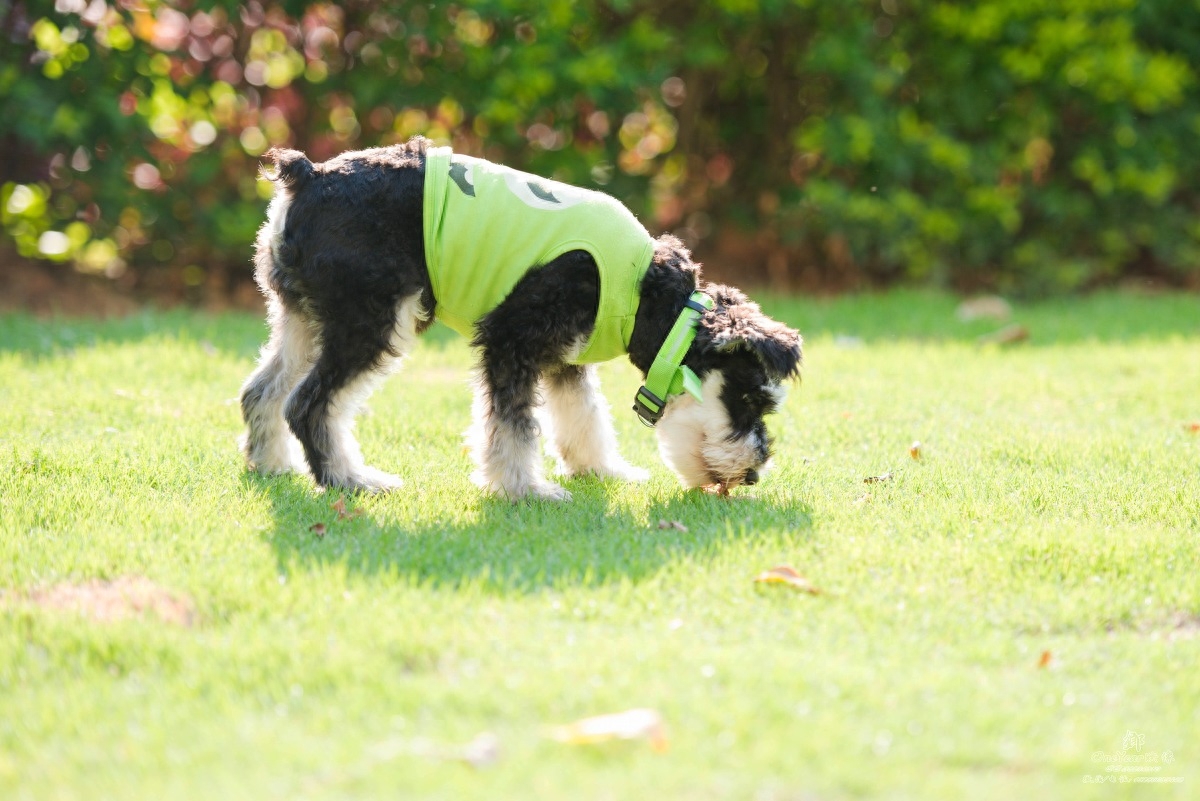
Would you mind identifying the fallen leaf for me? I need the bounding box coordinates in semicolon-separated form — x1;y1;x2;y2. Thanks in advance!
909;441;922;460
551;708;668;752
309;522;327;538
754;565;822;595
330;497;363;521
1038;650;1053;669
1185;422;1200;434
977;323;1029;346
863;472;893;484
956;295;1012;322
656;520;688;532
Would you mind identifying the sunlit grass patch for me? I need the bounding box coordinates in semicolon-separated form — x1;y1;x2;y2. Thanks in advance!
1;291;1197;800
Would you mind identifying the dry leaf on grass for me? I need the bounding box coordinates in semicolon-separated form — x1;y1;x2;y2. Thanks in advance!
1037;650;1053;669
864;472;893;484
656;520;688;532
1185;422;1200;434
550;708;668;752
309;522;327;538
754;565;822;595
977;323;1030;346
908;441;922;460
330;497;363;521
20;577;195;627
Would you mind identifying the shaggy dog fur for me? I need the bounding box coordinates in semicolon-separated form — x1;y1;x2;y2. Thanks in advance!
240;136;802;501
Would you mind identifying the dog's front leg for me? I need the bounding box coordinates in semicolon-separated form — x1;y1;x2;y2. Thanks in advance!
541;364;648;482
469;349;571;502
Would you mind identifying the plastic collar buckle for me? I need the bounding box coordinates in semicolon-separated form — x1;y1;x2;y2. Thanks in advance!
633;385;666;427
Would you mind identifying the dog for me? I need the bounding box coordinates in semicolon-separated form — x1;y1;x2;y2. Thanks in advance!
240;136;802;501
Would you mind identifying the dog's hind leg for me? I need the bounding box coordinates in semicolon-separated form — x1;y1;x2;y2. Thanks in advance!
240;295;317;474
285;294;425;492
541;364;649;482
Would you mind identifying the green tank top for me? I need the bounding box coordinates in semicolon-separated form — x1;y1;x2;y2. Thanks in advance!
423;146;655;364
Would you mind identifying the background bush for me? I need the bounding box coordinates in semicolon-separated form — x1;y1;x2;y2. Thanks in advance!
2;0;1197;298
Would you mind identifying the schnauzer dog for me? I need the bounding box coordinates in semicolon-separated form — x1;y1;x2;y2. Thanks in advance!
240;136;801;501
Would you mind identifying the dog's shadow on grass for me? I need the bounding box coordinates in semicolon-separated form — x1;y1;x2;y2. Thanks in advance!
244;472;814;592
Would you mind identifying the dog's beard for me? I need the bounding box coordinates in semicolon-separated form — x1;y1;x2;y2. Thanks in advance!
654;371;770;491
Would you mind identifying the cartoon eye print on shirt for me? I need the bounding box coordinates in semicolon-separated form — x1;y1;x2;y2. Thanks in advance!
449;157;589;211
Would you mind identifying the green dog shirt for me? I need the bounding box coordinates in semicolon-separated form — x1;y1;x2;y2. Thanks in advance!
423;146;656;364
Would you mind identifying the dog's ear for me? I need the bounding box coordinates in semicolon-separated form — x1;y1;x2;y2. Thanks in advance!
702;289;803;381
706;283;749;310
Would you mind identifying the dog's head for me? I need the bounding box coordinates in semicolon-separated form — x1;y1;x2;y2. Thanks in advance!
655;285;802;492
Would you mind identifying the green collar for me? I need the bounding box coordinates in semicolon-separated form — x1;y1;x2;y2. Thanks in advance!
632;291;715;426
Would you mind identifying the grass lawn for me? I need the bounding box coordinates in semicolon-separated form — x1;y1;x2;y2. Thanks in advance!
1;290;1197;800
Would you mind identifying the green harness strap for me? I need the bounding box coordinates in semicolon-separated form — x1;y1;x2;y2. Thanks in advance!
632;291;715;426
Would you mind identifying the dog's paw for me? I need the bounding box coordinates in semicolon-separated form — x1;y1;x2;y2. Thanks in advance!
474;472;573;502
528;480;573;502
327;466;403;494
555;460;649;483
242;433;307;475
250;460;296;477
595;461;650;483
470;470;573;501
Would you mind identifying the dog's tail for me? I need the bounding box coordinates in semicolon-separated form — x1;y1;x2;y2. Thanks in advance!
262;148;314;191
254;149;312;302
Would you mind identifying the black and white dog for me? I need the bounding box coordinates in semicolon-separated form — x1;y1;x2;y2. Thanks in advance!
240;136;801;501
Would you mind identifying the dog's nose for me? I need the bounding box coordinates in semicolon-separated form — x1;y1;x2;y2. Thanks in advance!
744;468;759;486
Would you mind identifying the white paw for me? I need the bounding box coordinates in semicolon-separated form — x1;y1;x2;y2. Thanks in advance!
526;481;573;502
252;460;293;476
474;472;573;502
331;466;403;494
596;461;650;483
556;460;649;483
243;433;308;475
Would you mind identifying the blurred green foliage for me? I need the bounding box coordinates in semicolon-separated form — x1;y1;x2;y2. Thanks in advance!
1;0;1197;295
